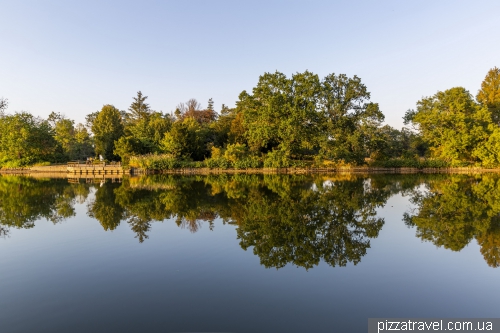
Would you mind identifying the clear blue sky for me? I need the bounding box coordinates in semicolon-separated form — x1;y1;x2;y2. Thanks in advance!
1;0;499;128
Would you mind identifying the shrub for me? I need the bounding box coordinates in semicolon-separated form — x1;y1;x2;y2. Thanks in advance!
369;158;450;168
263;147;291;168
233;156;262;169
129;154;181;170
205;157;230;169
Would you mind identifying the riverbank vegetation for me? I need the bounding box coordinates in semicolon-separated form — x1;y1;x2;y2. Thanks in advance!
0;67;499;169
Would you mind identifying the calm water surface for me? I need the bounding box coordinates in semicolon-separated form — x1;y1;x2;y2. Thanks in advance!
0;173;498;332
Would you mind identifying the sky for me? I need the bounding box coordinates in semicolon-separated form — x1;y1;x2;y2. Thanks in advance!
1;0;499;128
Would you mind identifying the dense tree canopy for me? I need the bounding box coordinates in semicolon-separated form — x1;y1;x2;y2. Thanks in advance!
405;87;492;166
0;112;58;166
477;67;500;124
92;104;124;160
1;66;500;168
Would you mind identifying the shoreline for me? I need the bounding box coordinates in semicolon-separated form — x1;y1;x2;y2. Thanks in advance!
2;166;500;175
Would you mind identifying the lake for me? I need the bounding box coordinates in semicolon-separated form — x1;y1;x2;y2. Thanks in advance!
0;173;498;332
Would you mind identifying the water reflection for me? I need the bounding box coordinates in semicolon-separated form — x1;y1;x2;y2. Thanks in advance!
0;176;89;229
403;174;500;267
1;173;500;268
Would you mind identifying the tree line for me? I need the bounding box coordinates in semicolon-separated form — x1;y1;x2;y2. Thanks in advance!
0;67;499;168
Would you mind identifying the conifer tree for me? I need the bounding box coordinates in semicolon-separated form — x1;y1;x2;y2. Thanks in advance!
127;91;151;123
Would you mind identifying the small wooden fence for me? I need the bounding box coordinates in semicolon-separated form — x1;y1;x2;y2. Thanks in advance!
67;161;121;167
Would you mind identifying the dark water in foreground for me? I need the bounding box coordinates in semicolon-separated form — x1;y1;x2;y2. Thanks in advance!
0;173;499;332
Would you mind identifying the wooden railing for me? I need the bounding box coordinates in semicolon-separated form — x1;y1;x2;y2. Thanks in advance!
67;161;121;167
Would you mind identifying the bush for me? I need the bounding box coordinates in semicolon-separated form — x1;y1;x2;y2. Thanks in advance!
205;157;230;169
369;158;450;168
233;156;262;169
263;147;291;168
224;143;248;163
129;154;181;170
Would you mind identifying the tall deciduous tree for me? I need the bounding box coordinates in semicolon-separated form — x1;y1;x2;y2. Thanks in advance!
53;118;75;158
318;73;384;164
238;71;322;158
477;67;500;124
73;123;94;159
0;98;8;116
404;87;490;165
91;105;124;160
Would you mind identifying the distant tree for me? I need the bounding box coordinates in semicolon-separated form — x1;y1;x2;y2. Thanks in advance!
47;111;63;128
207;98;214;111
0;98;8;116
127;91;151;124
174;108;182;121
120;91;172;155
160;117;207;160
177;98;216;124
74;123;94;159
477;67;500;124
91;105;124;160
85;111;99;129
371;125;427;160
209;104;237;147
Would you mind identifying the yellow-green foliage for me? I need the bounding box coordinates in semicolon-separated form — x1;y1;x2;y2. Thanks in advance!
223;143;247;163
406;87;493;166
205;144;262;169
129;154;204;170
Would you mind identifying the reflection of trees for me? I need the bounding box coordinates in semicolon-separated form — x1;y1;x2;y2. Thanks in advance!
5;172;500;269
404;174;500;267
477;223;500;268
87;182;125;231
232;176;387;269
0;225;9;238
0;176;86;230
118;174;391;268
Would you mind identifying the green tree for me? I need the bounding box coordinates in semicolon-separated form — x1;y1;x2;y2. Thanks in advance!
404;87;490;165
53;118;76;159
0;112;58;166
318;73;384;164
73;123;94;159
0;97;7;116
113;136;147;164
91;105;124;160
126;91;151;124
160;117;207;160
371;125;427;160
477;67;500;124
121;92;172;156
85;111;99;129
238;71;322;160
207;98;214;111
